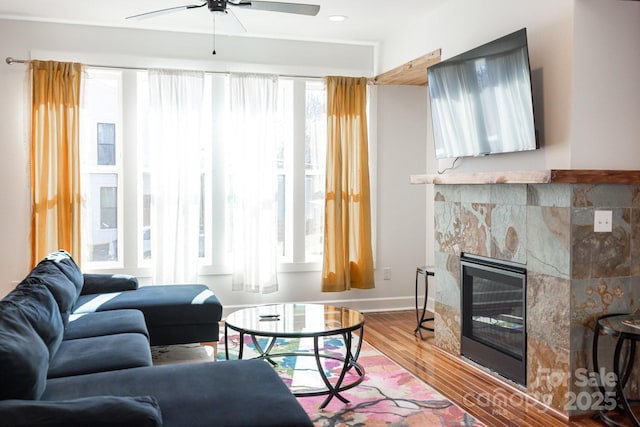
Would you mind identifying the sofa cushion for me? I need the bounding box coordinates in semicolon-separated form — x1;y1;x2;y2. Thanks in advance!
73;285;222;346
5;278;64;359
0;395;163;427
48;333;152;379
42;250;84;293
82;273;139;295
28;263;79;325
64;310;149;341
73;285;222;326
43;360;313;427
0;300;49;400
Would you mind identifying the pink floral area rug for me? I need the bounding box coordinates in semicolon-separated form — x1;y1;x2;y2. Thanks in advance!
151;335;484;427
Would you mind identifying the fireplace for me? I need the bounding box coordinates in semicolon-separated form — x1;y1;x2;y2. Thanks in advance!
461;253;527;385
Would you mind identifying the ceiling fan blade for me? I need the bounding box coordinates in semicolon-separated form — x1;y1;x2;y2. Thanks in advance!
126;2;207;20
229;1;320;16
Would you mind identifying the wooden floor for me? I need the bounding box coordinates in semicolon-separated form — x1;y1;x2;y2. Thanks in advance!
363;310;608;427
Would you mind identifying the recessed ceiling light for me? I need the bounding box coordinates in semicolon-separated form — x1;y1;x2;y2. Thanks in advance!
328;15;348;22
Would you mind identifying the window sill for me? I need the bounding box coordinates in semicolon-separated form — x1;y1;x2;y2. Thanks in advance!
84;261;323;278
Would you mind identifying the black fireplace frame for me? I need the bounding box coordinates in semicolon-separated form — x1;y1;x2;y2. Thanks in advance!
460;253;527;386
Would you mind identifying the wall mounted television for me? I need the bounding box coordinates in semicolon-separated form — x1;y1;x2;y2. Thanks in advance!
428;28;538;160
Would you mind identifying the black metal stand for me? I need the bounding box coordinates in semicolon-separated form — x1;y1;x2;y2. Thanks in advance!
414;266;435;339
593;313;640;427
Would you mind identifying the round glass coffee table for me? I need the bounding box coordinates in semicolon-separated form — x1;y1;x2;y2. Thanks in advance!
224;303;365;409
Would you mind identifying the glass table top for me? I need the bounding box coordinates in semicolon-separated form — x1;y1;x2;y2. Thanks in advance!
599;314;640;336
224;303;364;337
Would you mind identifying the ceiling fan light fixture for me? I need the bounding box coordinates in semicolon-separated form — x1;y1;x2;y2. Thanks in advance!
328;15;347;22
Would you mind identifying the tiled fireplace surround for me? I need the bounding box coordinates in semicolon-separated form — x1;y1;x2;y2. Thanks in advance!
425;171;640;416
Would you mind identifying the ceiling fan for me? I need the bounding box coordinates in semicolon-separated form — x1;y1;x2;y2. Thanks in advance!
127;0;320;23
127;0;320;53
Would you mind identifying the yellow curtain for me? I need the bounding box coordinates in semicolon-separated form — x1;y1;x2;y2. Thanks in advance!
30;60;83;267
321;76;375;292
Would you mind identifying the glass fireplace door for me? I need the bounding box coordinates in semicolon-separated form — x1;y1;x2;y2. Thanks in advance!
461;254;527;385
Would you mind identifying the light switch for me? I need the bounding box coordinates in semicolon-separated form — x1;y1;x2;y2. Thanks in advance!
594;210;612;233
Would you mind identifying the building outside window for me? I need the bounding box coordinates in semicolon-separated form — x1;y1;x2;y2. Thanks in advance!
97;122;116;166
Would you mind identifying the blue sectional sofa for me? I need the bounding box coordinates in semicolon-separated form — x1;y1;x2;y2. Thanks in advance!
0;251;313;427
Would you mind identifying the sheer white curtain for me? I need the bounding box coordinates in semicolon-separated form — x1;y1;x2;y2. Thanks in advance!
227;74;279;294
148;69;204;284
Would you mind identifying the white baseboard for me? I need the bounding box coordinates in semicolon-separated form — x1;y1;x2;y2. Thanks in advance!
221;295;435;318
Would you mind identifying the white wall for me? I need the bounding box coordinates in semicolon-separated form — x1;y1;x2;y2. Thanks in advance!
1;20;373;76
571;0;640;169
0;65;31;290
375;85;428;302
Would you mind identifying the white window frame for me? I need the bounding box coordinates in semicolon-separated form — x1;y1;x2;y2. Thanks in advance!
80;68;376;277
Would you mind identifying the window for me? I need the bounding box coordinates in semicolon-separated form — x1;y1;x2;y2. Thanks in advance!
96;122;116;165
304;81;326;261
275;80;326;263
80;68;328;272
80;70;122;265
99;186;117;229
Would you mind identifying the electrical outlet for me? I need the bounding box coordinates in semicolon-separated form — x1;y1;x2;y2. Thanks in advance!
594;210;612;233
383;267;391;280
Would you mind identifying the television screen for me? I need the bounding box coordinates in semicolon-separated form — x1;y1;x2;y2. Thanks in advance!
428;28;537;159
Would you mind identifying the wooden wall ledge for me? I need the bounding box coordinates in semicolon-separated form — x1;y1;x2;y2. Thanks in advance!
550;170;640;183
373;49;441;86
410;170;640;185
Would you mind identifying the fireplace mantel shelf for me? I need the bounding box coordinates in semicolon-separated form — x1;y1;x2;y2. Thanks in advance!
410;169;640;185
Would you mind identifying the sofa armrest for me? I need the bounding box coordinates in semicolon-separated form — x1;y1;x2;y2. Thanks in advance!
0;396;162;427
81;274;139;295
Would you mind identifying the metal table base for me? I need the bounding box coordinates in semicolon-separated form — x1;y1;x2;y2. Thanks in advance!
414;266;435;339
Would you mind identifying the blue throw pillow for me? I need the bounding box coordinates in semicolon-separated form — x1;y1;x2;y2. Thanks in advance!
0;395;163;427
0;300;49;400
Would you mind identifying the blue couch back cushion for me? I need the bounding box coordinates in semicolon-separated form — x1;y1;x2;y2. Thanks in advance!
0;300;49;400
28;259;82;325
5;278;64;360
42;250;84;292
